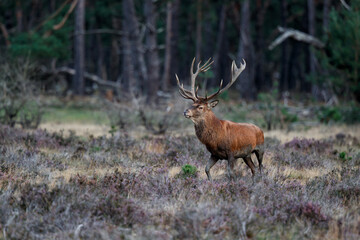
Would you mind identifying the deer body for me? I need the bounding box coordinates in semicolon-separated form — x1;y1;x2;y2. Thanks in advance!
194;114;264;160
177;58;264;180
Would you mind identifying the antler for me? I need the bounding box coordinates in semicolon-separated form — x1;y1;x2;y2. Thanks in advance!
176;58;245;102
176;57;213;102
205;59;246;101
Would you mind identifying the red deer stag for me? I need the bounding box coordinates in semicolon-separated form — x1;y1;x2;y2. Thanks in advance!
176;58;264;180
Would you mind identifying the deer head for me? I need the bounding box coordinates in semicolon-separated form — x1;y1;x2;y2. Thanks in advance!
176;58;246;123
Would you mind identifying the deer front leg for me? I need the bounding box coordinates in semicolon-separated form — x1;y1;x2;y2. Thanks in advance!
227;155;236;180
205;155;218;181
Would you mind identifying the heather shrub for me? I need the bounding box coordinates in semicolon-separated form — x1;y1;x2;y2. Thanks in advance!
93;193;148;227
270;137;336;169
273;146;326;169
0;123;359;239
284;137;333;154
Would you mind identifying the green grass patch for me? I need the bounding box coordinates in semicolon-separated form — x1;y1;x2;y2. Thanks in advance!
181;164;198;178
42;106;109;125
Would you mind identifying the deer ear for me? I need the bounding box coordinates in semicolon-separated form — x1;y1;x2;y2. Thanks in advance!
208;100;219;108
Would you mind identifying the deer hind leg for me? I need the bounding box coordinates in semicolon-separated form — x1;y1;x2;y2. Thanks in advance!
243;155;256;177
253;149;264;174
205;155;218;181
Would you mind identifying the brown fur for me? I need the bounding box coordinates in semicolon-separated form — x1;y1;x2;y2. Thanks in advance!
184;101;264;180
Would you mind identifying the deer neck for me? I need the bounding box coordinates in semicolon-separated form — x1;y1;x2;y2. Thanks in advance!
194;112;222;145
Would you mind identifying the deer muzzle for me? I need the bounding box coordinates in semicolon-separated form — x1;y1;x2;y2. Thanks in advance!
184;109;191;118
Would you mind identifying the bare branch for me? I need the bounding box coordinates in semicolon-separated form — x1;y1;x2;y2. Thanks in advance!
75;29;123;36
0;22;11;47
43;0;79;37
340;0;351;11
34;0;72;32
268;26;325;50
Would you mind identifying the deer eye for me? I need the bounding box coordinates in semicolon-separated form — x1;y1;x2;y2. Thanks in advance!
198;106;204;110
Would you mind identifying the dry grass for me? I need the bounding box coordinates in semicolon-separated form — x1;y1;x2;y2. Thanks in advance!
39;122;110;137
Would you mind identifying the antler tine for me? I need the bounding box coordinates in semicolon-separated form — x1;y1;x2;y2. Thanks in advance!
231;58;246;83
190;58;197;97
190;57;214;99
200;58;214;72
195;85;200;99
218;59;246;94
176;74;197;101
205;59;246;101
205;79;223;100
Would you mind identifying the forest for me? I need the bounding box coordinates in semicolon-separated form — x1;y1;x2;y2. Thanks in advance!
1;0;360;239
0;0;359;101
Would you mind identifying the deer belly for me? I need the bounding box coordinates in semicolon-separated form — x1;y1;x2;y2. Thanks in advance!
233;144;253;159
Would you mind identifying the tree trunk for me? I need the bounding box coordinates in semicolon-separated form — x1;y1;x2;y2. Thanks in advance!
280;0;289;93
307;0;317;96
213;4;227;87
237;0;255;100
122;0;147;94
288;40;299;90
73;0;85;95
96;33;107;81
144;0;160;102
110;17;120;82
122;2;136;92
28;0;40;30
255;0;270;91
16;0;23;32
323;0;330;34
162;1;173;90
162;0;180;90
50;0;56;12
171;0;180;85
195;0;203;61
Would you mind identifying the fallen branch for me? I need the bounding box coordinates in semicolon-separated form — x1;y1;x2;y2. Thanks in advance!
268;26;325;50
43;66;121;89
73;29;124;36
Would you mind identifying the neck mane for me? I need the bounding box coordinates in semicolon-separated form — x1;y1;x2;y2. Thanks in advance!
194;112;222;145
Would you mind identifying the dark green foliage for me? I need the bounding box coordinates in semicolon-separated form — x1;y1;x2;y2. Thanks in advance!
10;30;71;60
339;151;352;161
280;107;298;123
181;164;198;178
341;104;360;123
317;1;360;100
317;105;360;123
339;151;346;160
317;106;342;123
